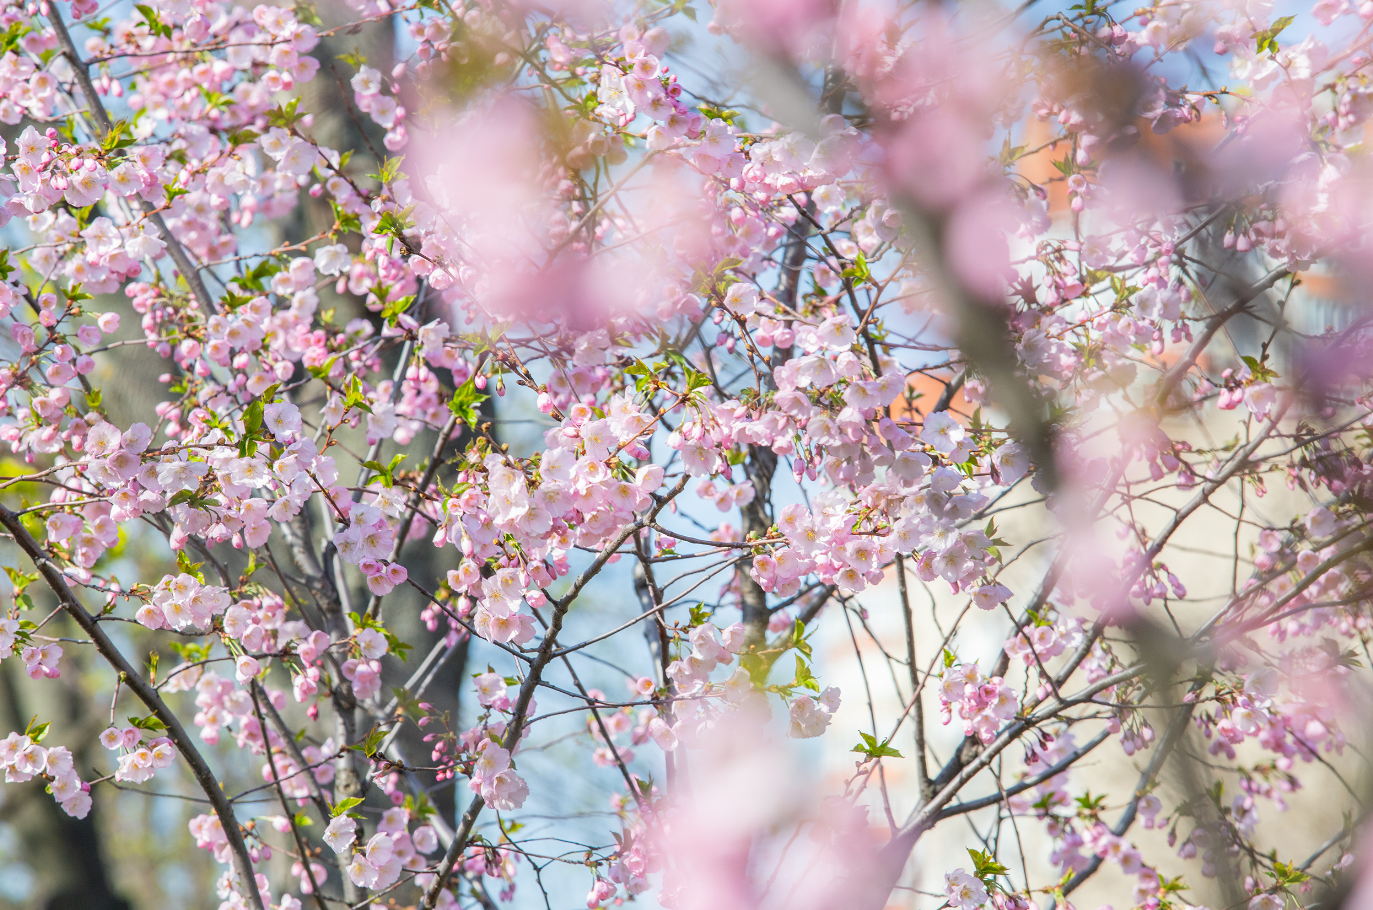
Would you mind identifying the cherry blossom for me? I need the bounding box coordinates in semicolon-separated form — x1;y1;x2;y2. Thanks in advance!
0;0;1366;908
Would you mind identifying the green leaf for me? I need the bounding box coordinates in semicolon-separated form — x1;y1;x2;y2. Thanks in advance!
343;375;373;414
967;848;1009;879
175;549;206;583
1240;354;1279;382
404;790;437;820
448;376;487;428
3;566;38;593
100;119;135;152
1272;860;1308;886
242;399;264;437
0;22;28;57
331;201;362;237
134;4;173;37
226;128;260;148
169;641;213;662
24;716;50;743
197;86;233;112
267;97;303;128
390;638;412;662
792;655;818;692
1254;15;1294;55
370;156;404;185
840;252;870;283
373;206;416;255
292;0;322;26
361;726;387;756
293;811;314;827
219;290;253;311
346;717;389;757
1075;790;1107;811
331;796;364;817
308;355;339;380
380;294;415;327
164;489;196;509
851;731;904;759
999;136;1028;166
238;259;281;293
126;714;167;731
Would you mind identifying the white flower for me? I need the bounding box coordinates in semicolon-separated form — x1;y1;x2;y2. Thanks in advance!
992;443;1030;485
323;815;357;854
812;184;846;212
86;422;123;458
228;457;270;488
787;694;833;738
314;243;352;276
412;825;439;854
944;870;989;910
351;65;382;95
697;118;735;159
647;717;678;751
814;315;857;351
920;412;966;455
472;741;511;780
972;584;1012;611
259;128;292;160
345;854;377;887
355;628;388;660
278;139;320;176
1304;506;1335;540
364;832;394;866
17;125;47;162
264;402;302;439
480;768;529;810
156;459;209;494
724;282;760;316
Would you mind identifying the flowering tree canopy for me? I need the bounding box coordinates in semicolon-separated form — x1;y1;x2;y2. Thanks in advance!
1;0;1372;909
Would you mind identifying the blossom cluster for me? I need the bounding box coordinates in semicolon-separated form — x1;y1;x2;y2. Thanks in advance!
0;732;89;818
938;663;1021;745
0;0;1370;909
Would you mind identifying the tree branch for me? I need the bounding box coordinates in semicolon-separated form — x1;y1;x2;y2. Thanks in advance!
0;504;267;910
